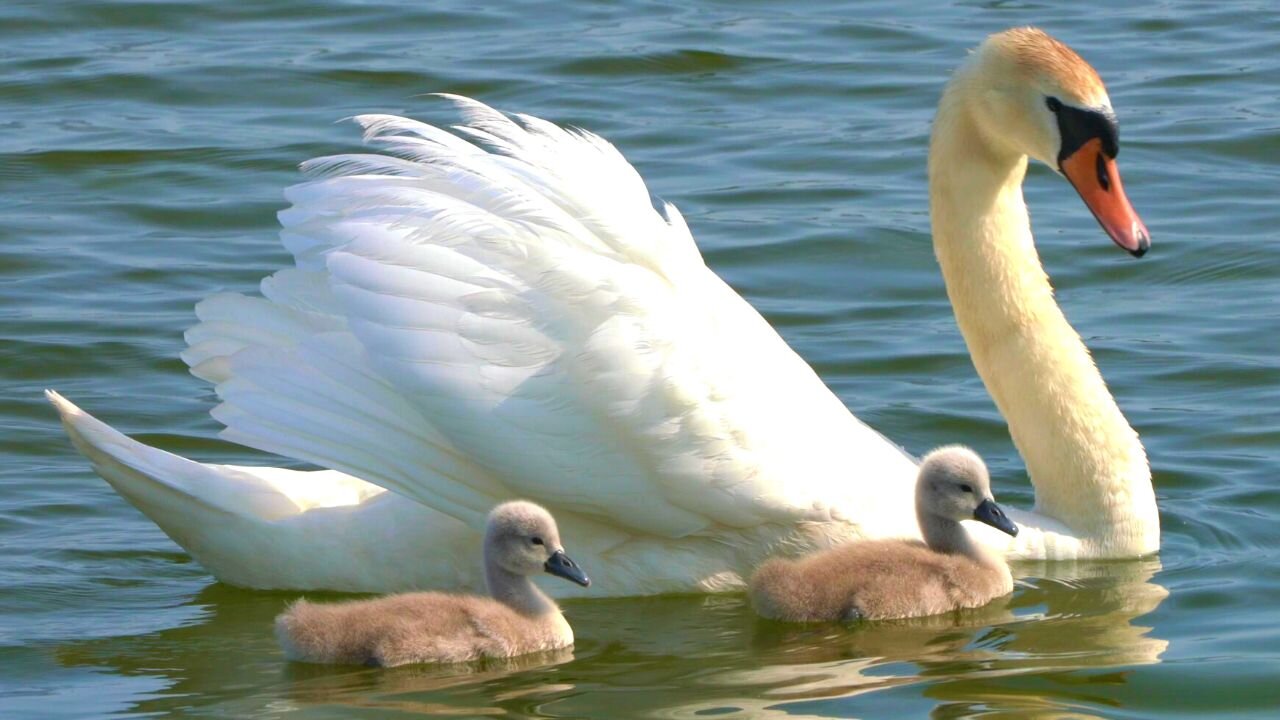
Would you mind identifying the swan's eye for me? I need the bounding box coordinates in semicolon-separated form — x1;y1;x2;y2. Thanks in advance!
530;537;544;546
959;484;973;494
1046;96;1063;113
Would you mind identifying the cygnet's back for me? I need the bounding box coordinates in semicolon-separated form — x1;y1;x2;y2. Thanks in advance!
749;446;1018;622
275;500;590;667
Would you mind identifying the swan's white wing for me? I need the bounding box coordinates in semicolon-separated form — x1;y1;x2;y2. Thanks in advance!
188;98;918;538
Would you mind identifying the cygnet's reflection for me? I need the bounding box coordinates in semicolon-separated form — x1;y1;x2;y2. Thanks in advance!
663;558;1167;719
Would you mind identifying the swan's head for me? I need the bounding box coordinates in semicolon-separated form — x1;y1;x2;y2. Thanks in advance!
955;27;1149;257
917;446;1018;537
485;500;590;587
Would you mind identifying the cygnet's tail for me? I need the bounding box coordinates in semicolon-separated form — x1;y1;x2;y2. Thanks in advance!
275;598;379;665
749;552;857;623
749;557;808;621
275;599;325;662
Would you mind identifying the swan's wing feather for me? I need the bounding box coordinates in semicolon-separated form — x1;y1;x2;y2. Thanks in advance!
185;292;509;527
192;98;918;537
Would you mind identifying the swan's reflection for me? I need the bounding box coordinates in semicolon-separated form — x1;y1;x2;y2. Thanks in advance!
54;559;1166;718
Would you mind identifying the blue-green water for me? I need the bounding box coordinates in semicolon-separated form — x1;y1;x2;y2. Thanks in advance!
3;1;1278;717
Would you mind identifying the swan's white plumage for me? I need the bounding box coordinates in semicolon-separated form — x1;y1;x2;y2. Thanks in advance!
180;95;919;547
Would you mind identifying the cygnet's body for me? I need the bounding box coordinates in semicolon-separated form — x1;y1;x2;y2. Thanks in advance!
275;500;590;666
750;446;1018;622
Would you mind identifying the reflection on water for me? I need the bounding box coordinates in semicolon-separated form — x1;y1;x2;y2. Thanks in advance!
276;650;577;717
660;560;1167;719
55;560;1166;718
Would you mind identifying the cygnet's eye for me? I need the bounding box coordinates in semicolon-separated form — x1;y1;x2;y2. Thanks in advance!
530;537;544;546
1045;96;1063;113
959;484;973;494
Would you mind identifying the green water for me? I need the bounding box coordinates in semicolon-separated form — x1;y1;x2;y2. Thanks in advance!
3;1;1278;717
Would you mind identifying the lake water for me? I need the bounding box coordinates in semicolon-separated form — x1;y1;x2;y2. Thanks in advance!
3;1;1278;717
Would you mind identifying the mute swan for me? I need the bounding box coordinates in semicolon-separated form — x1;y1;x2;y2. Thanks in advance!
275;501;588;666
749;446;1017;622
48;27;1158;596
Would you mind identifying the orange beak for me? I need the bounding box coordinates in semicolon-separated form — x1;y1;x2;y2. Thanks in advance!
1060;137;1150;257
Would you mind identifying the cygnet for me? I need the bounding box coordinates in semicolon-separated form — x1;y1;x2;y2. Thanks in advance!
750;445;1018;622
275;500;590;666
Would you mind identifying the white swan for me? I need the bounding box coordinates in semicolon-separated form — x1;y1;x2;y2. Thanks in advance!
48;27;1158;596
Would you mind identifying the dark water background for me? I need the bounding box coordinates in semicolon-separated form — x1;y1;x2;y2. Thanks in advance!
2;1;1278;717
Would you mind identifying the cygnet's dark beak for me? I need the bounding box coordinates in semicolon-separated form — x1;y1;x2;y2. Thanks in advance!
973;498;1019;537
544;549;590;587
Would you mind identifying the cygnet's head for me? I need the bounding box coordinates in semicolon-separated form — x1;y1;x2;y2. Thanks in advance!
485;500;590;587
950;27;1149;256
916;446;1018;537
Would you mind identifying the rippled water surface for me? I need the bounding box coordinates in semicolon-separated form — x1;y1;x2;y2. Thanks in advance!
3;1;1279;717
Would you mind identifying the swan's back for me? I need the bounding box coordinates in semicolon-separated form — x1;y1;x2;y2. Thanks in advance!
275;592;571;667
750;539;1011;622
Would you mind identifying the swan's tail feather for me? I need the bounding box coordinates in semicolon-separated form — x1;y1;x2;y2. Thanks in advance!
47;389;480;592
45;390;302;522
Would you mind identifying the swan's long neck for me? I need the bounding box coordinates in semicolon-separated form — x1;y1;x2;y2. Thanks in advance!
484;547;559;617
927;76;1158;556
